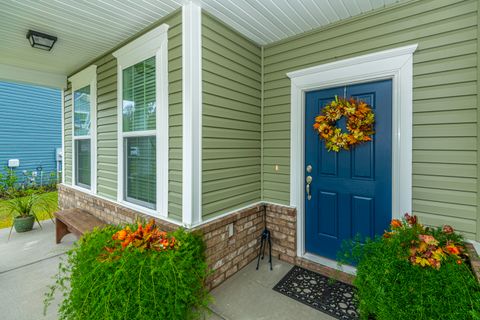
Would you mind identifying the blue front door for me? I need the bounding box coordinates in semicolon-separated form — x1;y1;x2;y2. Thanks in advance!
305;80;392;260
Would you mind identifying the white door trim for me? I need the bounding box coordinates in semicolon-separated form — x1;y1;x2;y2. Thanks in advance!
287;44;418;265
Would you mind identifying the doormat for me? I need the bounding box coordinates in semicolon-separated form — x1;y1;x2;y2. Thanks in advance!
273;266;359;320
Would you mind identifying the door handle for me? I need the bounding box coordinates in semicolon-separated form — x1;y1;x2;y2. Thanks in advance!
306;175;313;200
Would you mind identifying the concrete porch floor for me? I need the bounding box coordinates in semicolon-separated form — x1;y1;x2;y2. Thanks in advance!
208;258;334;320
0;220;333;320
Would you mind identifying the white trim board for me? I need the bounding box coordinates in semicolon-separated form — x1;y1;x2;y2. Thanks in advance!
182;1;203;228
287;44;418;262
0;63;66;89
112;23;169;218
68;65;97;92
61;90;65;184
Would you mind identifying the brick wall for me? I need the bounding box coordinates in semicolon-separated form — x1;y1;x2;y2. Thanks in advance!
58;184;178;231
58;185;265;289
58;185;354;287
194;205;265;290
265;203;354;284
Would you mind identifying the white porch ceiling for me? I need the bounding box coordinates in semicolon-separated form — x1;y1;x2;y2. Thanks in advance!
0;0;404;82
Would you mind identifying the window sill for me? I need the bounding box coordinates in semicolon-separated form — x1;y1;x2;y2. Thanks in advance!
118;199;163;219
71;184;93;195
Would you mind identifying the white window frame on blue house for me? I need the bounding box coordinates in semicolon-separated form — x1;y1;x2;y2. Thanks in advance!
69;65;97;194
112;24;169;218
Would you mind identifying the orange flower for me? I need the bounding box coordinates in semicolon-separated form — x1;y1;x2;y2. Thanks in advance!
457;260;463;265
390;219;402;229
446;244;460;255
113;229;127;241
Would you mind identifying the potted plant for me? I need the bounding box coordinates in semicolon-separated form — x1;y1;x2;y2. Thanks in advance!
7;192;55;239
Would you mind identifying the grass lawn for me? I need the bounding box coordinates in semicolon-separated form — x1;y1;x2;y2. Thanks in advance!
0;191;58;229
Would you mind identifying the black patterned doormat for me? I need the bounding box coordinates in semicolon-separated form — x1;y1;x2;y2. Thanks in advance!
273;266;359;320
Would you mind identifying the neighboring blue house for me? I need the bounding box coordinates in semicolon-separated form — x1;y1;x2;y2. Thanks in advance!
0;81;61;185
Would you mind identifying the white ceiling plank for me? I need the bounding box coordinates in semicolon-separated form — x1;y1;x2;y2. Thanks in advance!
230;0;289;40
209;0;282;41
304;0;333;25
339;0;361;17
355;0;374;12
201;0;272;44
0;0;404;79
243;0;297;38
265;0;305;35
327;0;350;20
383;0;400;5
369;0;387;9
2;2;128;43
48;0;146;30
301;0;330;26
274;0;312;31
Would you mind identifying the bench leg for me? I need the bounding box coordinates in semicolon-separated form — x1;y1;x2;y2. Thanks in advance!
56;218;70;244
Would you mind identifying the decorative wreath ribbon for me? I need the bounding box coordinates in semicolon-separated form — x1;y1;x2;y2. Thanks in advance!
313;96;375;152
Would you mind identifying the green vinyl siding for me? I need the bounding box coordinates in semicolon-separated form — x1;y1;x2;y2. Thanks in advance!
96;54;118;199
201;12;262;220
262;0;479;238
63;10;183;221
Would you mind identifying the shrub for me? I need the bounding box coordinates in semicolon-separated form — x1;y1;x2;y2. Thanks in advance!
0;168;58;200
341;214;480;320
45;221;210;320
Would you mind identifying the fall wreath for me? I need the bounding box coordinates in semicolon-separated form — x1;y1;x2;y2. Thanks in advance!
313;96;375;152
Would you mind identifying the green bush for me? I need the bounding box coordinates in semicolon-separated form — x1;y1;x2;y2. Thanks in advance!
45;224;210;320
341;215;480;320
0;167;59;200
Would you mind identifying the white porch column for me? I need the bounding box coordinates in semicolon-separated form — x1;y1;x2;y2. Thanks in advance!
182;1;202;227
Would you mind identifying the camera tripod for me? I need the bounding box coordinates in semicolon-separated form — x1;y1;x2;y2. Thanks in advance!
256;210;272;271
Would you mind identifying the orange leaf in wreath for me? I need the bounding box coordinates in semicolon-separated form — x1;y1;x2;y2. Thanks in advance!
313;96;375;152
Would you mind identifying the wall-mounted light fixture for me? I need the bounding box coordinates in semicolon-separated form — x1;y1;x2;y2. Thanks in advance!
26;30;57;51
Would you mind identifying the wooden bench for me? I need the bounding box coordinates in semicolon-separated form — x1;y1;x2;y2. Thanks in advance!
54;208;107;243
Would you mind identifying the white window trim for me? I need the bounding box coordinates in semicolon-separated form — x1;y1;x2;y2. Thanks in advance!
287;44;417;272
182;2;202;227
61;89;65;184
113;24;169;218
68;65;97;194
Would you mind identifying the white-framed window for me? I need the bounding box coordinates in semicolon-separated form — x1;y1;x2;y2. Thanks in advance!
68;65;97;194
113;24;169;217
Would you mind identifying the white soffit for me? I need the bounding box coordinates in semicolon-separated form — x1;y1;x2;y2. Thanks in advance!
0;0;404;81
200;0;405;45
0;0;182;77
